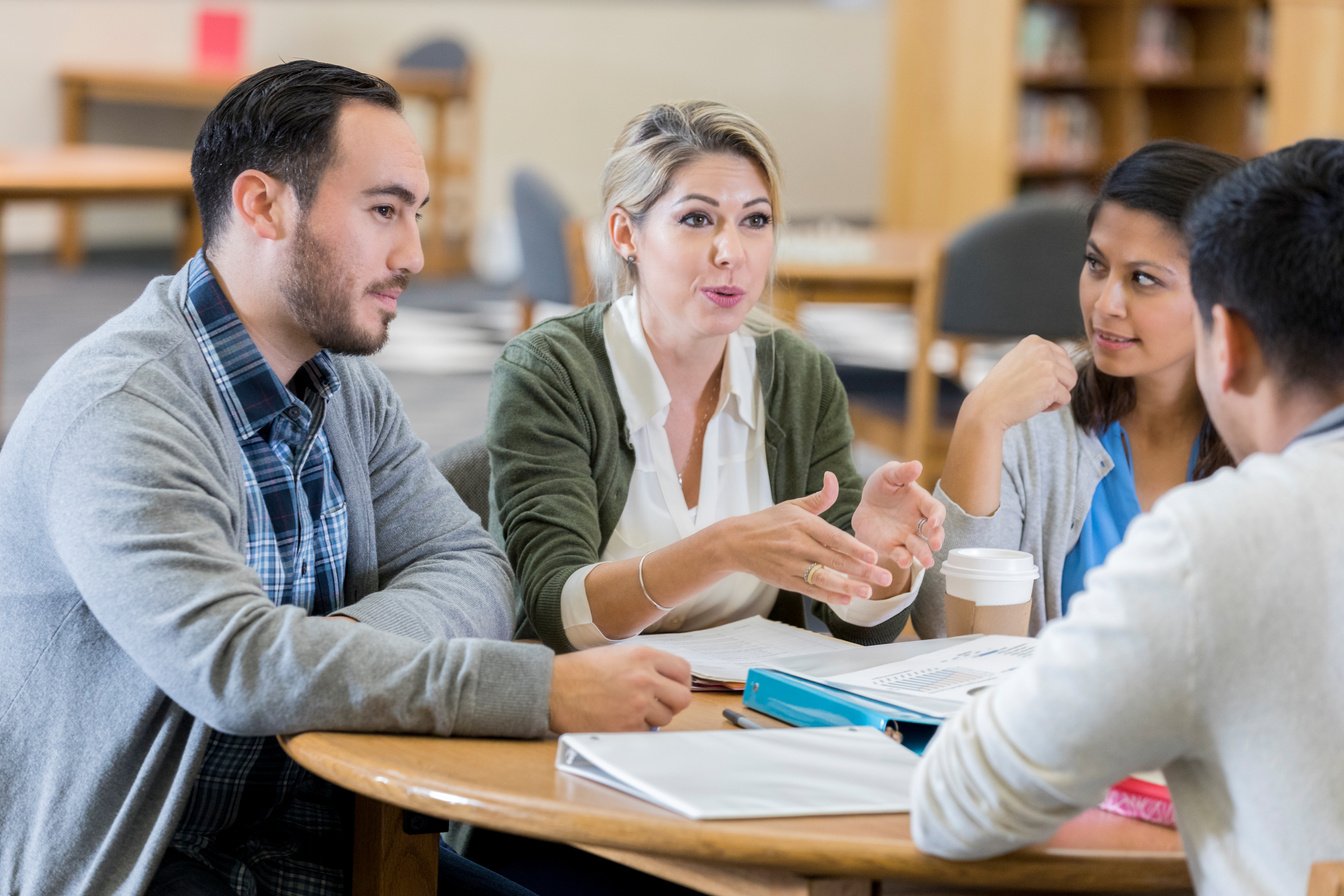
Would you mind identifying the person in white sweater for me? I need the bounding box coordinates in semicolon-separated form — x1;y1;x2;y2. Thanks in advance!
911;138;1344;895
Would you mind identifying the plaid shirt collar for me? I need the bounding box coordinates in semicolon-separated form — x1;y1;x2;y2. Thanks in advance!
182;252;341;437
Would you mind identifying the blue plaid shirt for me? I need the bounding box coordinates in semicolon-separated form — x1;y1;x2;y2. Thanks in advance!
170;253;352;895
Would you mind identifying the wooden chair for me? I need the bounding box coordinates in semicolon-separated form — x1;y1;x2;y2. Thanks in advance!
396;37;478;276
1309;861;1344;896
511;168;594;332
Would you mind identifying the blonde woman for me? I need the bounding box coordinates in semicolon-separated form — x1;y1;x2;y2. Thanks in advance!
488;101;945;652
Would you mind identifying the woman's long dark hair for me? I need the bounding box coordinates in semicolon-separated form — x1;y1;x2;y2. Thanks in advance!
1070;140;1241;479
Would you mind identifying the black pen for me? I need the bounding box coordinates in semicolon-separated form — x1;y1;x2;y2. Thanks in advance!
722;708;765;730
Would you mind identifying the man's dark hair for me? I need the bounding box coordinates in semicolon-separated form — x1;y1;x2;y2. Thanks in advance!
191;59;401;249
1186;138;1344;390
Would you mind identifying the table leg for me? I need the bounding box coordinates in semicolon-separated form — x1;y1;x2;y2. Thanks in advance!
178;194;202;263
59;79;88;269
351;794;439;896
0;199;7;421
906;249;945;486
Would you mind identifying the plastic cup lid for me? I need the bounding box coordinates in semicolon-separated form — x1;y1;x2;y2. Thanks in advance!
941;547;1039;580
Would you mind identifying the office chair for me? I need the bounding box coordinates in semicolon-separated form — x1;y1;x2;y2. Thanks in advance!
431;434;490;526
839;195;1088;478
512;168;594;331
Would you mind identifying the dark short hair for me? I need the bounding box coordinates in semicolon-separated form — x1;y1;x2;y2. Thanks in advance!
191;59;402;249
1186;138;1344;390
1073;140;1243;479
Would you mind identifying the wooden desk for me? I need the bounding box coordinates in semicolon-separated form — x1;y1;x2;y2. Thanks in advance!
56;66;475;275
775;230;946;469
0;144;198;415
281;693;1190;896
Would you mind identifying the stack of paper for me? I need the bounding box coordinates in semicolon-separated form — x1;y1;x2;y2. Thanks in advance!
630;616;855;690
557;725;917;820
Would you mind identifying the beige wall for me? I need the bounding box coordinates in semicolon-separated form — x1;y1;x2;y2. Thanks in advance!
0;0;890;279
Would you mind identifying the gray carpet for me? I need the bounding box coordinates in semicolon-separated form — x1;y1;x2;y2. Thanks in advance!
1;248;516;453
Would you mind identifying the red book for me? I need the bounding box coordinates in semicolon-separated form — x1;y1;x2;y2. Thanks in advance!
1099;770;1175;827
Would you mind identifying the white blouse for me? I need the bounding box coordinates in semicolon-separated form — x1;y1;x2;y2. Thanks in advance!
559;293;917;648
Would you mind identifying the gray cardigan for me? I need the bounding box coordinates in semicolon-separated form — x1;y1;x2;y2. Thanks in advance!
0;265;552;895
912;408;1111;638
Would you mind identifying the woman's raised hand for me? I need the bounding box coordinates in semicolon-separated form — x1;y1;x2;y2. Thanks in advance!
961;335;1078;433
850;460;945;574
720;471;894;607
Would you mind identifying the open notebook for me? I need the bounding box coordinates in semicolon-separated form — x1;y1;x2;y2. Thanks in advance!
556;725;917;820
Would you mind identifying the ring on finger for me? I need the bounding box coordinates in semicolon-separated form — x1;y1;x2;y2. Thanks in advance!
915;516;930;542
802;561;824;586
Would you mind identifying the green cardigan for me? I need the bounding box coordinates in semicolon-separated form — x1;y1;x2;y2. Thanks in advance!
487;302;909;652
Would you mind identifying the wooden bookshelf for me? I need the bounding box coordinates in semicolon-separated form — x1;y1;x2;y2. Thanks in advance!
882;0;1343;231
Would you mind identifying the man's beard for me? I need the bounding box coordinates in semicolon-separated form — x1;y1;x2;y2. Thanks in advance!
281;223;409;356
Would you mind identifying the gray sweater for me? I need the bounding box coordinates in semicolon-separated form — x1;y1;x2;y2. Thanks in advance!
912;408;1111;637
0;265;552;895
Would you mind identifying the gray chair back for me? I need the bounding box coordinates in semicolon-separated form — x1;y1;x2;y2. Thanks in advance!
398;38;469;73
939;195;1089;341
513;168;579;307
432;435;490;525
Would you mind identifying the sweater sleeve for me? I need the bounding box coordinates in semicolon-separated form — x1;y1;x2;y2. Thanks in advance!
911;506;1197;858
487;339;611;653
45;387;550;740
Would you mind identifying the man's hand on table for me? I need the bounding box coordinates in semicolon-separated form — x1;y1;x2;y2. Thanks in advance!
549;645;692;732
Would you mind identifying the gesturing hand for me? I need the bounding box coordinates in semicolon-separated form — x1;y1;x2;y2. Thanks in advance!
718;471;894;608
549;645;692;733
961;335;1077;433
851;460;946;572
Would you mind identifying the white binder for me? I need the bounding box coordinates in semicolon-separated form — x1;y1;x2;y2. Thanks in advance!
556;725;917;820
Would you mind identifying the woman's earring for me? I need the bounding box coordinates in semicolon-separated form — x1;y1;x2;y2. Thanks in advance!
626;254;637;264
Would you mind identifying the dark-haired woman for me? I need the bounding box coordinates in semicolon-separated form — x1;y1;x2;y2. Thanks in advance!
911;140;1240;638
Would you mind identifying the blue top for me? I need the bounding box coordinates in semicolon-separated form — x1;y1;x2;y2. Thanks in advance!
1060;421;1198;613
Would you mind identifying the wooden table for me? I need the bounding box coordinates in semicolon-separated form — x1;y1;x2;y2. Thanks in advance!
280;693;1190;896
775;230;946;469
0;144;198;415
56;65;475;275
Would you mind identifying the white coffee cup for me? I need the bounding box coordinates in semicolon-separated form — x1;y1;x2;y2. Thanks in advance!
940;548;1039;637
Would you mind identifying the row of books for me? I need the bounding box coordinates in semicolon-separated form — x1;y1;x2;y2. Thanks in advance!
1018;92;1102;170
1019;2;1271;79
1019;92;1268;171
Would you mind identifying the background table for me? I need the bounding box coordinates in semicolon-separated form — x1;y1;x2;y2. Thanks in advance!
281;693;1190;896
56;66;474;275
0;144;198;414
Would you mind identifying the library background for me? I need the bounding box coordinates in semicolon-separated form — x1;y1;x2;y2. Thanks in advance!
881;0;1344;233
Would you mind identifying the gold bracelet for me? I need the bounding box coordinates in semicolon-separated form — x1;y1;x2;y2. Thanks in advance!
638;551;674;612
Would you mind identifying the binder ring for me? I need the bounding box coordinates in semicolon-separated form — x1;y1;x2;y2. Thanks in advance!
802;561;824;586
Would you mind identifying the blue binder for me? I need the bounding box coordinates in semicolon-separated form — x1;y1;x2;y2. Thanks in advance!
743;668;942;754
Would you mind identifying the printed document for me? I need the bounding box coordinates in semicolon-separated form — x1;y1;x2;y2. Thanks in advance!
775;635;1037;719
